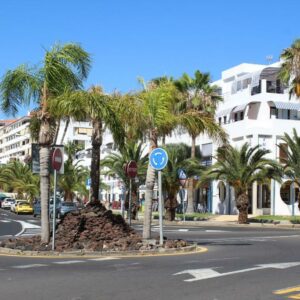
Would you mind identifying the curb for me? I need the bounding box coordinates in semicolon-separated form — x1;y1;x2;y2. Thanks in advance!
0;244;207;259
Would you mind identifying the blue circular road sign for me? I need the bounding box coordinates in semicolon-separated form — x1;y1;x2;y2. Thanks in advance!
149;148;168;170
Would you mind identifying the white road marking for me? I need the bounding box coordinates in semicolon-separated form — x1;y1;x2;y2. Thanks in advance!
205;230;230;233
15;220;41;237
12;264;48;269
174;262;300;282
178;229;189;232
53;260;85;265
0;220;11;223
88;257;120;261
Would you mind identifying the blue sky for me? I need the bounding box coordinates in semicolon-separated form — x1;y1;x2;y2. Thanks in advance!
0;0;299;118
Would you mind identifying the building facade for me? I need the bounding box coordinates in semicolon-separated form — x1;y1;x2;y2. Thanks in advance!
197;62;300;216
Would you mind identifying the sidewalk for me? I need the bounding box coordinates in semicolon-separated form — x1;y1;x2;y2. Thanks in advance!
130;213;300;230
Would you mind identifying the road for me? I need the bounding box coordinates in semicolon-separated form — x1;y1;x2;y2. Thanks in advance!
1;209;300;299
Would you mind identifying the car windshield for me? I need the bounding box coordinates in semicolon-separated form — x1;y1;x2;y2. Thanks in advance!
19;202;29;206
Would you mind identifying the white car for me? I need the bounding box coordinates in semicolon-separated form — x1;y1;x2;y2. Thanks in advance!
1;198;15;209
11;200;27;213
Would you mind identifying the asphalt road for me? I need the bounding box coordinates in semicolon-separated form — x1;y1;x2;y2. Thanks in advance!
1;210;300;299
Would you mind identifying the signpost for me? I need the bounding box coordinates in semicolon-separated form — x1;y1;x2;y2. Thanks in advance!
125;160;138;226
149;148;168;246
51;147;64;251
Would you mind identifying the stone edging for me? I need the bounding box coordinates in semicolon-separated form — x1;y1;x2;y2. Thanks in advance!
0;244;205;258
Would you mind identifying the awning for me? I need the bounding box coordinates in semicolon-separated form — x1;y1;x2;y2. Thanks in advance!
232;103;248;113
270;101;300;110
216;107;233;117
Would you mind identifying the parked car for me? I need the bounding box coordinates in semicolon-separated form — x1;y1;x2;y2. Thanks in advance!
33;197;61;218
1;198;15;209
58;202;78;218
0;194;10;208
11;200;28;213
15;201;33;215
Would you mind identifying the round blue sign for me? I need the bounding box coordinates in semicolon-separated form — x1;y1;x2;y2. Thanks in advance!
149;148;168;170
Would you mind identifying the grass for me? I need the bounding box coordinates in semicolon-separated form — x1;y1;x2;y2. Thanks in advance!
152;212;213;221
250;215;300;224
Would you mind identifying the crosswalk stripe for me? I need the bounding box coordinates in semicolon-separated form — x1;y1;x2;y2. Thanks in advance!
12;264;48;269
53;260;85;265
289;294;300;299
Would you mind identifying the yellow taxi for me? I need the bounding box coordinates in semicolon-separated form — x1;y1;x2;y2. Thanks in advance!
15;201;33;215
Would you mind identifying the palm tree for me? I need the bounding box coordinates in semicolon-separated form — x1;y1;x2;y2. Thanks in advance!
279;39;300;97
0;43;91;243
50;86;124;204
2;160;39;202
137;79;178;239
279;129;300;209
101;141;148;218
58;160;89;202
174;70;227;214
162;143;204;221
206;143;282;224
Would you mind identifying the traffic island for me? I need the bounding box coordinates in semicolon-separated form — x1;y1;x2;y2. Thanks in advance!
0;203;203;257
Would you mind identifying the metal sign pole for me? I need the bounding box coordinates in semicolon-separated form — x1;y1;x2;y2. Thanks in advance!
52;169;57;251
158;170;164;246
129;178;132;226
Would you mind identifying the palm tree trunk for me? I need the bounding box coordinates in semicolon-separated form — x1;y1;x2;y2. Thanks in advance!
236;193;249;224
186;134;196;214
39;145;50;243
186;178;195;213
143;128;157;239
165;194;177;221
60;117;70;144
90;119;102;203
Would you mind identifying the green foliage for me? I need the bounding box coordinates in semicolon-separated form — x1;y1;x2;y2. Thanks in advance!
162;143;204;197
205;143;282;196
279;39;300;97
101;141;148;191
58;160;89;201
279;129;300;185
0;160;39;200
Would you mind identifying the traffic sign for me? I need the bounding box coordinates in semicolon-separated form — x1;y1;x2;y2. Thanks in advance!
149;148;168;170
126;160;138;178
52;148;63;172
177;168;187;187
177;169;187;179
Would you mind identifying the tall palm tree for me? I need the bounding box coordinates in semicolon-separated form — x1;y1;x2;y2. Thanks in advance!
50;86;124;204
174;70;227;214
279;129;300;209
137;79;178;239
279;39;300;97
206;143;282;223
102;141;148;218
0;43;91;243
162;143;204;221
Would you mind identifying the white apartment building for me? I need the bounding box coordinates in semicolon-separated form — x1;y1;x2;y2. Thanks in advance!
0;116;32;164
0;117;93;164
196;62;300;216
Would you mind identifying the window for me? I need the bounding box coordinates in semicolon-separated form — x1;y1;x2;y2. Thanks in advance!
218;117;221;125
223;116;227;124
240;111;244;120
270;107;277;118
234;113;238;122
